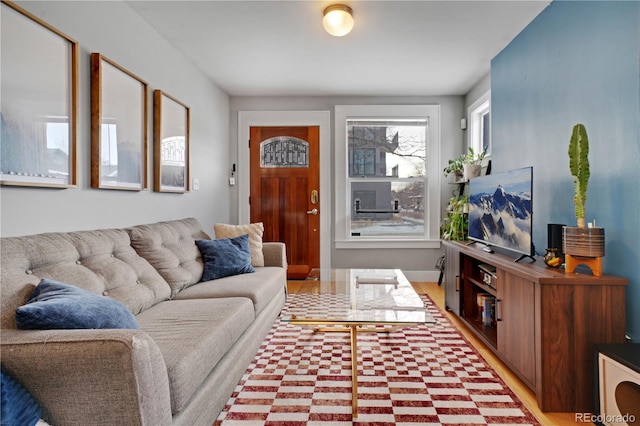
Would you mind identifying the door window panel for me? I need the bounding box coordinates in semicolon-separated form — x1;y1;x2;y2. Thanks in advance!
260;136;308;168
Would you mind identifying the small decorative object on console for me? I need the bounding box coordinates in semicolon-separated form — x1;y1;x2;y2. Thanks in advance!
543;248;562;268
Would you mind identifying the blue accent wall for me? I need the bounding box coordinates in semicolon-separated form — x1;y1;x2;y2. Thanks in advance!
491;1;640;341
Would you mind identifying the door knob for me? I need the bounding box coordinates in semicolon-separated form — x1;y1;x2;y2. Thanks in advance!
306;208;319;215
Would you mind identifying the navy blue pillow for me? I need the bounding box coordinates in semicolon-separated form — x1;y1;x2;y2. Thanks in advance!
15;279;139;330
1;368;42;426
196;234;255;281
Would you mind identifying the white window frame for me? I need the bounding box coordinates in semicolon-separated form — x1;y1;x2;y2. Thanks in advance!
335;105;441;249
468;90;491;158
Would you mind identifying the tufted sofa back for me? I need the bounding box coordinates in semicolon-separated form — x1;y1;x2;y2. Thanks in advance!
0;218;210;330
127;218;210;296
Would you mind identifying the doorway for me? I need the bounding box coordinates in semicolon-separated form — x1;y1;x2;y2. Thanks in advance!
238;110;331;274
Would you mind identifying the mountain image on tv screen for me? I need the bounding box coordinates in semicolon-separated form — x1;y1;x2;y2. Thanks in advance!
468;167;532;255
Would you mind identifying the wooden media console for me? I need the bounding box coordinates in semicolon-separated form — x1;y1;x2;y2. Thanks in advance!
442;240;628;412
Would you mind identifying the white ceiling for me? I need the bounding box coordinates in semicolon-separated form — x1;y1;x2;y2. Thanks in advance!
127;1;550;97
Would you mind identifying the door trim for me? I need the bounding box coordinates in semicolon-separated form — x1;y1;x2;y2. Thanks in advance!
238;110;331;271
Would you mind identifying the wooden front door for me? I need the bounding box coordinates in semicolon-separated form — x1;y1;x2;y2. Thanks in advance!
250;126;320;279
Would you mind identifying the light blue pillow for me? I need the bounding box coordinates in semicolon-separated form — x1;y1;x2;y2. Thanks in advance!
15;279;139;330
196;234;255;281
1;368;42;426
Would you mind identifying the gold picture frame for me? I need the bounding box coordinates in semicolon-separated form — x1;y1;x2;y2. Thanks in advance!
153;90;190;193
0;0;78;188
91;53;148;190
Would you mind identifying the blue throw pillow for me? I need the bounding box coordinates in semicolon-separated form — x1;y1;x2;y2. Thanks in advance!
15;279;139;330
196;234;255;281
1;368;42;426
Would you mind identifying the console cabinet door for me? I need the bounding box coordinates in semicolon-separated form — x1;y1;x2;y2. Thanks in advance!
497;270;536;387
444;243;461;315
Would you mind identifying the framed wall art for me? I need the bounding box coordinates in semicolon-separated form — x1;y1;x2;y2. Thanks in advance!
91;53;148;190
1;0;78;188
153;90;190;193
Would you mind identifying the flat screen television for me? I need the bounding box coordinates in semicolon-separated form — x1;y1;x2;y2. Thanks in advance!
467;166;534;262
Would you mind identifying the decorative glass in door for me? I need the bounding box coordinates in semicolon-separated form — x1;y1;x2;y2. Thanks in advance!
260;136;309;168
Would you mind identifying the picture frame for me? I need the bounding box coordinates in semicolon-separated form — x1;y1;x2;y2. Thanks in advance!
91;53;148;190
153;90;190;193
1;0;78;188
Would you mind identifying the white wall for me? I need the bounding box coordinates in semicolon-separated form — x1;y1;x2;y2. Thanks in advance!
465;73;491;109
230;95;465;276
1;1;230;237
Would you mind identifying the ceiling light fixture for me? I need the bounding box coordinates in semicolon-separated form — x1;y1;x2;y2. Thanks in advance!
322;4;354;37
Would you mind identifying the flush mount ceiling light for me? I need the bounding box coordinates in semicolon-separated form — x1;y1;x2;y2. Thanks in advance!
322;4;354;37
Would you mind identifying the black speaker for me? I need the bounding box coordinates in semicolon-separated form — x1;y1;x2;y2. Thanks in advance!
547;223;566;256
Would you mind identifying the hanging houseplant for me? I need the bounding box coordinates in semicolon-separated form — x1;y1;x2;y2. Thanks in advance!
443;153;466;183
563;124;605;259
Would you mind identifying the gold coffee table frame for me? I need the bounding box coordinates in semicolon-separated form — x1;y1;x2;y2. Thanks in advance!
282;268;434;418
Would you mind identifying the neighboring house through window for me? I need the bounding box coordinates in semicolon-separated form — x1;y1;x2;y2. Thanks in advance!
335;105;441;249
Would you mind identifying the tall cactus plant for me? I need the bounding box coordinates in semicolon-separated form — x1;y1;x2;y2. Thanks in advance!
568;123;590;228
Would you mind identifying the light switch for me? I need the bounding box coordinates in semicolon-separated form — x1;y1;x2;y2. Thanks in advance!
193;178;200;190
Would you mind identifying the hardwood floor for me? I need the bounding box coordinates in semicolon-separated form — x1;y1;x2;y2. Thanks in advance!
287;280;581;425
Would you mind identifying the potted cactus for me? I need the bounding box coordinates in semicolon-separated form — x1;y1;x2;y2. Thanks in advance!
569;123;590;228
563;123;605;261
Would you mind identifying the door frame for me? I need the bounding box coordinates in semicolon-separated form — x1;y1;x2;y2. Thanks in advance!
238;110;331;271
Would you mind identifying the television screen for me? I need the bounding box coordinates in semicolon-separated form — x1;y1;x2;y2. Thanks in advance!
467;167;533;258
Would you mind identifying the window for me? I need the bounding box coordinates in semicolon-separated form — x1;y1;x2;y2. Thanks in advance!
335;105;441;248
348;119;426;238
468;91;491;157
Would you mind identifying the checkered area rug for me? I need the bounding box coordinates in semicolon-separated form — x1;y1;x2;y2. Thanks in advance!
214;293;540;425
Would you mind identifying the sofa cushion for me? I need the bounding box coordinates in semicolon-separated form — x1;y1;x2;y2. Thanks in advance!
15;279;139;330
0;230;171;329
128;218;210;296
136;298;254;414
214;222;264;267
1;368;42;426
196;235;255;280
171;267;286;316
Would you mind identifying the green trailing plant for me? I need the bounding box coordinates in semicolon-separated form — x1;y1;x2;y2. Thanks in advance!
440;194;469;240
443;154;466;177
464;147;486;165
443;147;487;177
568;123;590;228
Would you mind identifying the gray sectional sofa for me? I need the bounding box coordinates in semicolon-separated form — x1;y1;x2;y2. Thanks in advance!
0;218;287;425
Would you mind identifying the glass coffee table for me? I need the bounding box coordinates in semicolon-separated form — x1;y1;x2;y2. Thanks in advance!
281;268;435;418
